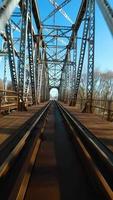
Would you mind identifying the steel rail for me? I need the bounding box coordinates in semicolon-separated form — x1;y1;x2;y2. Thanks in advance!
57;102;113;200
0;102;50;177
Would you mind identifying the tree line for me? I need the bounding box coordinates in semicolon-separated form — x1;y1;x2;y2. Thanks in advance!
79;70;113;101
0;70;113;101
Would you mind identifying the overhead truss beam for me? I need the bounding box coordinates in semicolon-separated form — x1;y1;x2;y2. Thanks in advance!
96;0;113;36
0;0;20;33
61;0;87;76
43;0;71;23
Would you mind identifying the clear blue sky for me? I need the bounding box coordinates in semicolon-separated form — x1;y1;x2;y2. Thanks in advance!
38;0;113;72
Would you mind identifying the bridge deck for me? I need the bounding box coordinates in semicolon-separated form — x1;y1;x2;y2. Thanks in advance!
61;103;113;152
25;103;101;200
0;103;47;147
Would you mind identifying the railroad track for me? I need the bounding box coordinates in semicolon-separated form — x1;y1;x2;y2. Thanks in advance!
0;103;49;165
0;101;113;200
0;102;50;199
57;102;113;200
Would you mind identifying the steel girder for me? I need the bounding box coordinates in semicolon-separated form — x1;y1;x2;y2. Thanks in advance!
0;0;49;106
41;25;70;89
24;69;29;96
18;0;28;102
37;63;42;103
96;0;113;36
35;42;39;100
69;34;77;105
3;42;7;92
72;36;77;91
68;0;87;48
40;48;45;102
43;0;71;23
37;49;49;102
5;22;18;92
60;0;87;75
0;32;20;58
28;0;36;104
73;0;90;105
32;1;50;101
62;68;67;102
44;64;49;101
66;50;71;102
62;71;66;101
59;60;70;102
0;0;20;33
59;0;87;101
32;0;41;30
87;0;95;112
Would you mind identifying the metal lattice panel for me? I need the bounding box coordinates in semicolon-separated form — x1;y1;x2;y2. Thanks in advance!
69;34;77;105
18;0;28;101
43;0;71;23
28;0;36;104
35;42;39;99
5;21;18;92
73;0;90;105
24;69;29;96
87;0;95;111
41;25;71;89
72;36;77;92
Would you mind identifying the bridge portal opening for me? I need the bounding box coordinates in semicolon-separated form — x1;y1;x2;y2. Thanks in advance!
50;88;58;101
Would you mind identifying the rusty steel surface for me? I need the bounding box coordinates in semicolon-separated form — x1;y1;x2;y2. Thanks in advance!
25;103;102;200
61;103;113;153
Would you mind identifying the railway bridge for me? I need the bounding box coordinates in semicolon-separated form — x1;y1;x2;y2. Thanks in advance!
0;0;113;199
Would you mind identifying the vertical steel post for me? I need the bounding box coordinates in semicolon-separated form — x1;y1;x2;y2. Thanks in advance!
18;0;28;109
72;0;90;106
41;48;46;102
86;0;95;112
35;42;39;103
3;42;7;92
5;21;18;92
28;0;36;104
70;33;77;106
24;68;29;98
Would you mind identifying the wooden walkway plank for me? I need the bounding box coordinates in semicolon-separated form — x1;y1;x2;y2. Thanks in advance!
61;103;113;152
0;103;47;146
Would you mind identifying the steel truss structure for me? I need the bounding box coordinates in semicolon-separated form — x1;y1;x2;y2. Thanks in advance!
18;0;28;103
59;0;113;111
0;0;49;110
72;0;91;105
5;21;18;92
39;24;72;89
86;0;95;112
0;0;113;112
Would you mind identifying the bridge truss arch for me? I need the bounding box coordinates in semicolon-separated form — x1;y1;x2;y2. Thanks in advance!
0;0;113;111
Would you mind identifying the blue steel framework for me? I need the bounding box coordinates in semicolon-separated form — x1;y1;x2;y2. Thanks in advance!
0;0;112;112
18;0;28;103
